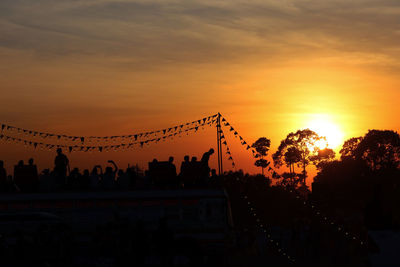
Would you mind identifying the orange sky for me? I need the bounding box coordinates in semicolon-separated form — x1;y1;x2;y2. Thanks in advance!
1;1;400;183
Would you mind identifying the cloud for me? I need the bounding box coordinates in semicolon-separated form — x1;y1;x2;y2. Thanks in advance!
0;0;399;71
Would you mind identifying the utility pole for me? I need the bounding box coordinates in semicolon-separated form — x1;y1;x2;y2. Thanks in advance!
216;113;223;175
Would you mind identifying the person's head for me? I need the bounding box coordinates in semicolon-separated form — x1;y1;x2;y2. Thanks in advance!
18;160;24;166
191;157;197;162
28;158;34;165
83;169;89;176
209;148;215;154
184;155;189;162
56;148;62;155
169;156;174;163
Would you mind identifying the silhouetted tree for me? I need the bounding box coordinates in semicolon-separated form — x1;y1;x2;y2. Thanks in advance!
314;129;400;231
251;137;271;176
354;130;400;171
278;172;302;189
310;148;336;170
273;129;324;184
339;137;363;160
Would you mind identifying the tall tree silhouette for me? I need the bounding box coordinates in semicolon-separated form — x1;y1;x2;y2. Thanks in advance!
354;130;400;171
251;137;271;176
272;129;324;184
339;137;363;160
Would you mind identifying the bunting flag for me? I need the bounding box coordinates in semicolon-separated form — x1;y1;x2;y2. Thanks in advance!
219;127;237;169
0;121;212;153
0;114;218;144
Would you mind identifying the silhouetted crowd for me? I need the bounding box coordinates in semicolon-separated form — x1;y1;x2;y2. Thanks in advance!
0;148;218;193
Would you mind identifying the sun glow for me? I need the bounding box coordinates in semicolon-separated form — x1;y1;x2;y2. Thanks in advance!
306;117;345;150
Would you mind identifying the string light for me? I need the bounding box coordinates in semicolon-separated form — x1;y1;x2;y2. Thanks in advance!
220;115;368;249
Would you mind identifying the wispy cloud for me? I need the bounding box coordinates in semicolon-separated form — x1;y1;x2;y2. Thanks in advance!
0;0;399;69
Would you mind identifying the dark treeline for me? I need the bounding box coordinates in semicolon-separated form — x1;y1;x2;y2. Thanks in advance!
311;130;400;232
254;128;400;232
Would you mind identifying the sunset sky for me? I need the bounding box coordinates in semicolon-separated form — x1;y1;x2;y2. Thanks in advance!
1;0;400;181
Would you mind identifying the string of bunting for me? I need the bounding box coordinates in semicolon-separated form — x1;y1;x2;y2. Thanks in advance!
219;127;236;169
0;114;218;143
0;122;213;152
219;116;259;158
220;115;367;249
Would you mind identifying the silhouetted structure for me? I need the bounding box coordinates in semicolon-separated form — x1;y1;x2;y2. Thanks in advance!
54;148;69;188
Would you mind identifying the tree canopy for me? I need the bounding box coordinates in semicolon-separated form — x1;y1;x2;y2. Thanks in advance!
251;137;271;175
338;130;400;171
272;129;333;184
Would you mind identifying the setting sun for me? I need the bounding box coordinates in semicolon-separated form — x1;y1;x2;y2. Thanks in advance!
306;117;345;150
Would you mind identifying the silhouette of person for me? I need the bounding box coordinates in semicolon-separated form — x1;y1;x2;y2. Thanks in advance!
54;148;69;179
117;169;130;190
39;169;54;192
81;169;90;191
90;165;102;190
27;158;38;191
102;160;118;190
201;148;214;178
168;156;177;176
180;156;190;176
126;166;137;190
180;156;190;187
68;167;82;191
209;169;219;187
13;160;25;192
0;160;7;191
168;156;178;188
